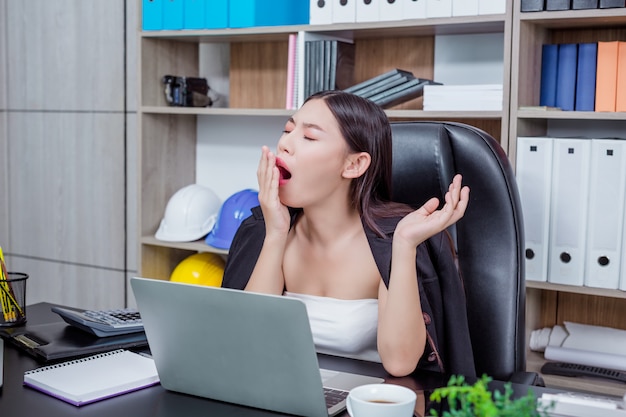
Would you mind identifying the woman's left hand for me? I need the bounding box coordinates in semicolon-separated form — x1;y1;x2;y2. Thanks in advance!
394;174;470;249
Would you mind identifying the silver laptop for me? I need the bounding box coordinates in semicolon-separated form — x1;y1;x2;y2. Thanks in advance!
130;277;384;417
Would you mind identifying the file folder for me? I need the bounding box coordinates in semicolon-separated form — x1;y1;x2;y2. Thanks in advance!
547;138;591;286
142;0;163;30
516;137;554;282
595;41;619;112
205;0;228;28
333;0;357;23
230;0;309;28
555;43;578;111
310;0;333;24
575;42;597;111
403;0;427;19
426;0;452;17
453;0;479;16
379;0;403;21
616;42;626;112
584;139;626;289
183;0;205;29
540;44;559;108
163;0;184;30
479;0;506;14
356;0;380;22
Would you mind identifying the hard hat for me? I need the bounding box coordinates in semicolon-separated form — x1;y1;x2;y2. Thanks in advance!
170;252;225;287
155;184;222;242
205;189;260;249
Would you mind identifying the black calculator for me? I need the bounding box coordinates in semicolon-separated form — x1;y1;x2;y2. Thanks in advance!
51;306;144;337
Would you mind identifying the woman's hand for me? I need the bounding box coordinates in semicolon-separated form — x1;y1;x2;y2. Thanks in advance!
394;174;470;249
257;146;291;238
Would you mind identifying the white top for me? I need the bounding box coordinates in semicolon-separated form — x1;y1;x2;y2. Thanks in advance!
284;292;381;363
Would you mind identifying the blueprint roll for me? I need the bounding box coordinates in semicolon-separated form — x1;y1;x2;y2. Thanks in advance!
544;346;626;373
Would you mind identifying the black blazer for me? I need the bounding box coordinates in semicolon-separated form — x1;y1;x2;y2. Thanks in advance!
222;206;476;377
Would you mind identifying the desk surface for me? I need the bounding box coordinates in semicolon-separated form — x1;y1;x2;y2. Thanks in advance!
0;302;548;417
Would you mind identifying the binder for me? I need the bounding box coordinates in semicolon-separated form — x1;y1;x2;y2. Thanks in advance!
616;41;626;112
521;0;545;11
555;43;578;111
205;0;228;28
333;0;357;23
379;0;403;21
516;137;554;282
230;0;309;28
595;41;619;112
163;0;184;30
286;33;298;109
356;0;380;22
547;138;591;286
546;0;571;9
403;0;427;19
600;0;626;6
574;42;597;111
142;0;162;30
426;0;452;17
310;0;333;24
540;44;559;108
23;349;159;406
584;139;626;289
183;0;205;29
572;0;598;8
479;0;506;14
453;0;479;16
368;78;435;108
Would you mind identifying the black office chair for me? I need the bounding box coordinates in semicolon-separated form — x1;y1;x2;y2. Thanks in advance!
390;121;541;385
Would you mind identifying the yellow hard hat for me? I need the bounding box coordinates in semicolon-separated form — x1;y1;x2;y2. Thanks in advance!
170;252;225;287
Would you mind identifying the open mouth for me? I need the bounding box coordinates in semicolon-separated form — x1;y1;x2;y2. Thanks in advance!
276;158;292;183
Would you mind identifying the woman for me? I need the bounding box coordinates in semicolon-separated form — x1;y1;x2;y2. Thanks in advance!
222;90;474;378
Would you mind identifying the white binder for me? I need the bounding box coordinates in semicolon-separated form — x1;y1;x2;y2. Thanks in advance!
379;0;403;21
332;0;357;23
478;0;506;14
516;137;554;283
584;139;626;289
403;0;426;19
547;138;592;286
426;0;452;18
310;0;333;24
452;0;478;16
356;0;379;22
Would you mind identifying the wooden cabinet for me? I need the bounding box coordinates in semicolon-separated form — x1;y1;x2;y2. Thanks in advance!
509;7;626;396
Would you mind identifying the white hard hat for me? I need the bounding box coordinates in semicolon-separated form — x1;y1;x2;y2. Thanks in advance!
155;184;222;242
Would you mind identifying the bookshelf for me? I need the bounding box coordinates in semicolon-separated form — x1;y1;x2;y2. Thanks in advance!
509;6;626;395
137;1;625;395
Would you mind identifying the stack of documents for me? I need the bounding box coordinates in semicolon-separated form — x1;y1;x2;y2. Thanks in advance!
423;84;503;111
530;322;626;372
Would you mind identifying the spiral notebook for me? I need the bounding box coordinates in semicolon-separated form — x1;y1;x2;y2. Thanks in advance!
23;349;160;406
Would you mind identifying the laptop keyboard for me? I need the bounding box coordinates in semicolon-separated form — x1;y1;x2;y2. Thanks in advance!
324;387;349;408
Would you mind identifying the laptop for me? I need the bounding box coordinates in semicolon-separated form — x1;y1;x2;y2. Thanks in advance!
130;277;384;417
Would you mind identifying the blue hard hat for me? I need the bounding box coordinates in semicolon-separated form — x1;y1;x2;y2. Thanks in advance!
205;189;260;249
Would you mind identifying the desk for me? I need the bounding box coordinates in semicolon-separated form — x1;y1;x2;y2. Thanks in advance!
0;303;550;417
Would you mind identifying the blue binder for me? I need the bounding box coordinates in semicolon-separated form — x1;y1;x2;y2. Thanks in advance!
575;43;598;111
555;43;578;111
206;0;228;28
539;44;559;107
229;0;309;28
163;0;184;30
142;0;163;31
183;0;205;29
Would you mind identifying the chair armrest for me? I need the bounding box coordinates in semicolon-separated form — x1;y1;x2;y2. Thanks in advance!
509;371;545;387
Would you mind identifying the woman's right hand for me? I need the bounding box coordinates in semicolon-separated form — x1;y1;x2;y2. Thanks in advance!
257;146;291;238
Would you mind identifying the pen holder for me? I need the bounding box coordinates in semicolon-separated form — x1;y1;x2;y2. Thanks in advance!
0;272;28;327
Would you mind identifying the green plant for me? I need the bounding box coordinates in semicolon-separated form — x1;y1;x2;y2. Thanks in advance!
428;374;553;417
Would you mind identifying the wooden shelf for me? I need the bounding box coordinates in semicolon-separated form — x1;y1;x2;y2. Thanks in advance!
527;351;626;397
519;8;626;27
517;110;626;120
141;235;228;256
526;281;626;299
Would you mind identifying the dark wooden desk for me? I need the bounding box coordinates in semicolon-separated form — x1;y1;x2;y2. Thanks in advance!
0;302;547;417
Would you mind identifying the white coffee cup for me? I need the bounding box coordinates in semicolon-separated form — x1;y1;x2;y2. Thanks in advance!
346;383;417;417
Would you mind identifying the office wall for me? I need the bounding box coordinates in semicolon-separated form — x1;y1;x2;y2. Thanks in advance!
0;0;138;309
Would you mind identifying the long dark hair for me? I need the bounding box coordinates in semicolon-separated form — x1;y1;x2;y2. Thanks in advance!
304;90;413;237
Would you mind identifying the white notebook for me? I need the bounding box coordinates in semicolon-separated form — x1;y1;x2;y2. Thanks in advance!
23;349;160;406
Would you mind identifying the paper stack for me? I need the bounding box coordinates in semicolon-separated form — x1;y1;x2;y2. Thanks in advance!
423;84;503;111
